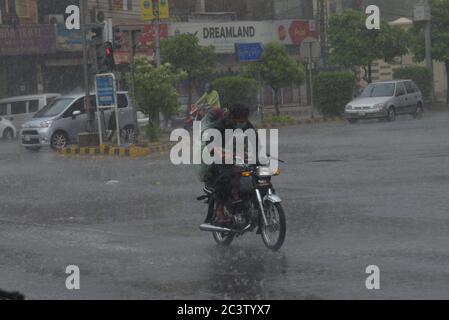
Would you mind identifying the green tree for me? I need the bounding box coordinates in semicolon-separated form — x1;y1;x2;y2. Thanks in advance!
409;0;449;104
328;10;409;83
127;60;184;137
314;72;356;116
160;33;216;113
247;42;304;116
212;76;258;109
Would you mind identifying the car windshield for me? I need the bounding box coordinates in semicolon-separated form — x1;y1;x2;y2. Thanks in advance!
34;98;74;118
360;83;396;98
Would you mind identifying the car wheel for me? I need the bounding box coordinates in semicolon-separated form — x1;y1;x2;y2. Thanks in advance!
51;131;68;150
413;103;424;119
122;125;137;143
2;128;14;141
387;107;396;122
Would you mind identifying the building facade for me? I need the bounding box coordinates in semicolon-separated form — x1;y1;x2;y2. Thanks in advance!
1;0;317;108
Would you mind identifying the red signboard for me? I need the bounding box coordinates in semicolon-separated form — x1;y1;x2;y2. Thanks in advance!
276;20;317;45
114;23;168;64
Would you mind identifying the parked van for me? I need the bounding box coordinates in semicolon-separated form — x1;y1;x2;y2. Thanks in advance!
0;94;61;130
20;92;137;150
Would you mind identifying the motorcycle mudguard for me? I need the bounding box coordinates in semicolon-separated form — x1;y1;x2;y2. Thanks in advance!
264;194;282;203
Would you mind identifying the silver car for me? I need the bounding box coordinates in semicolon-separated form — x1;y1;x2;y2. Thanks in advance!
20;92;137;151
344;80;424;123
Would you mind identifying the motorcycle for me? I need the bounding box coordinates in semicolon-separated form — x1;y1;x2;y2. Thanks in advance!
198;156;286;251
184;104;208;130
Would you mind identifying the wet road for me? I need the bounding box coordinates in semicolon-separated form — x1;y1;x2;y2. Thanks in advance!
1;112;449;300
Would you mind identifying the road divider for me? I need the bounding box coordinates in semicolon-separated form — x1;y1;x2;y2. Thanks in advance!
60;142;176;158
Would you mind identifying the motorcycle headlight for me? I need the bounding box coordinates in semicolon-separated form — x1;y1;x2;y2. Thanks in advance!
40;120;53;128
257;167;280;177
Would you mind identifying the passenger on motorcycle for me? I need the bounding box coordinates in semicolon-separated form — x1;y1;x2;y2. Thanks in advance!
204;104;260;226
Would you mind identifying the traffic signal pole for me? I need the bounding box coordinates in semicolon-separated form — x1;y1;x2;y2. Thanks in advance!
81;0;93;132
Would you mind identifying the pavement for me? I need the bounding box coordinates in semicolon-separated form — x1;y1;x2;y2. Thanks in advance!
0;111;449;300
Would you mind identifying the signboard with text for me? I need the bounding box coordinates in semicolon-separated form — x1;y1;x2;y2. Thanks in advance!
169;20;317;54
235;43;264;62
95;74;117;109
141;0;169;21
0;25;56;56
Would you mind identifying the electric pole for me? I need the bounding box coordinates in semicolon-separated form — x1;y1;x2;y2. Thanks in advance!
153;0;161;67
414;0;434;103
318;0;327;67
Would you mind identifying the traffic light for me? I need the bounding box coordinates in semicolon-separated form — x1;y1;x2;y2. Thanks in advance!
95;41;116;74
103;41;116;72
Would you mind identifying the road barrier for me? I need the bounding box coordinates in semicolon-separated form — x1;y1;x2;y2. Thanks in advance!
60;143;175;158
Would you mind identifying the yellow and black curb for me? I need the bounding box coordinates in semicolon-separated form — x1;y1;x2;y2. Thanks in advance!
60;142;175;158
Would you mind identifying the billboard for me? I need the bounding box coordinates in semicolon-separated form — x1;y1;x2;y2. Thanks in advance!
169;20;317;54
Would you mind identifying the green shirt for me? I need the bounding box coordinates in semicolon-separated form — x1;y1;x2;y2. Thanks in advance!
196;90;221;109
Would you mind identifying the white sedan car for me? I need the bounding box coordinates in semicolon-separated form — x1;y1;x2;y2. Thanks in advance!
0;116;16;141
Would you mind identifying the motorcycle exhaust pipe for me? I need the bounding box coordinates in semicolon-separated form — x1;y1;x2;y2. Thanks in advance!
199;223;233;233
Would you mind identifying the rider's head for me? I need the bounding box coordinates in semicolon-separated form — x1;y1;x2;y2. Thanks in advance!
229;104;250;128
204;83;212;94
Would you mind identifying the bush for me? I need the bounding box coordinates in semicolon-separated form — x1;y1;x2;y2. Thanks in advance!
313;72;356;116
262;115;295;126
393;66;433;100
212;76;258;109
144;125;160;142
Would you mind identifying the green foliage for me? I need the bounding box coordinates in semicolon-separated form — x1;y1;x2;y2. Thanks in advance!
247;42;304;115
314;72;356;116
161;33;216;80
144;124;160;142
127;60;184;126
328;10;409;82
393;66;433;100
262;114;295;126
409;0;449;62
212;76;258;109
409;0;449;103
161;33;216;108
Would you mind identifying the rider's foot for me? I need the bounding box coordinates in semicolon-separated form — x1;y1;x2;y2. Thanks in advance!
214;205;231;227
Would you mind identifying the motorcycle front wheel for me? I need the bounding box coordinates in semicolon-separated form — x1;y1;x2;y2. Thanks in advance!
208;199;235;247
260;202;286;251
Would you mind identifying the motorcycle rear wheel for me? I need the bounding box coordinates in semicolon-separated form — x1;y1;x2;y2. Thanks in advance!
260;202;286;251
209;199;235;246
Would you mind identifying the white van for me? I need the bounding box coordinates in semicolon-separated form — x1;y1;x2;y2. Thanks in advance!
0;94;60;130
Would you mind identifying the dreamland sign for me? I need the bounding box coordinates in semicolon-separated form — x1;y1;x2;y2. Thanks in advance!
169;20;317;54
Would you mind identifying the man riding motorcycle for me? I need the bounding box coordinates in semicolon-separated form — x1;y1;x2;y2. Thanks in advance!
202;104;260;226
194;83;221;110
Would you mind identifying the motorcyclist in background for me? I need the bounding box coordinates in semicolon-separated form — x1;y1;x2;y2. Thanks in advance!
194;83;221;110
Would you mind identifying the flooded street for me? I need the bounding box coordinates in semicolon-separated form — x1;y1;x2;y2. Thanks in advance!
1;113;449;299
